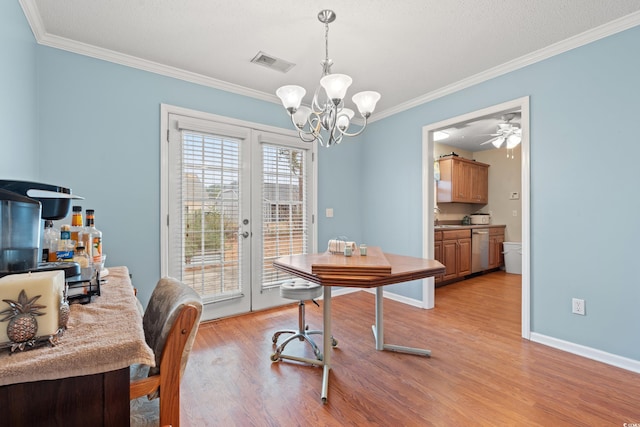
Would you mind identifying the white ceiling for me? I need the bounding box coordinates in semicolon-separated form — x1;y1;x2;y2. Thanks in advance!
20;1;640;151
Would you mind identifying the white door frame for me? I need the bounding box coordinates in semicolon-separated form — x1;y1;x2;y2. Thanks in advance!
421;96;531;339
160;104;318;320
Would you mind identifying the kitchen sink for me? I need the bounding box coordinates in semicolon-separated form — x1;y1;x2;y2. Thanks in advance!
435;225;462;228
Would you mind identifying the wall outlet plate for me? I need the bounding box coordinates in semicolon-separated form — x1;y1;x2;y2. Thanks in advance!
572;298;585;315
510;191;520;200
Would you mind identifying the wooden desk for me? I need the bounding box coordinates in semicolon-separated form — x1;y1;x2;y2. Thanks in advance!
273;247;445;402
0;266;154;426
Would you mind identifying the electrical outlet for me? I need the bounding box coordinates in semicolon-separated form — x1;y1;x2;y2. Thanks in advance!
510;191;520;200
572;298;585;315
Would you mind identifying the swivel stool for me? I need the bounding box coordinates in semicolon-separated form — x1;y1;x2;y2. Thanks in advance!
271;279;337;362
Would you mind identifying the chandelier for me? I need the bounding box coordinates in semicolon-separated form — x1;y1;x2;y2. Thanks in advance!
275;10;381;147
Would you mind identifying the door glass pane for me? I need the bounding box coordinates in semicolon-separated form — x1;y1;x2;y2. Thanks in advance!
261;144;308;290
181;131;242;301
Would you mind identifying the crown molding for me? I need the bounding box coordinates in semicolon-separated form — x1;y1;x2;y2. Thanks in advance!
18;1;278;105
19;1;640;120
372;10;640;122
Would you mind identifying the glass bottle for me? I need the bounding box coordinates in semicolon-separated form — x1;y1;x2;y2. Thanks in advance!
73;244;92;279
85;209;103;265
70;205;84;249
42;220;59;263
57;224;74;262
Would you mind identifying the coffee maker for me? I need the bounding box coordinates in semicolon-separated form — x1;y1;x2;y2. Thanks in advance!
0;180;82;278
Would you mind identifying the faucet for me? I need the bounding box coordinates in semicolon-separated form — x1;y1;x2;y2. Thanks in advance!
433;206;441;226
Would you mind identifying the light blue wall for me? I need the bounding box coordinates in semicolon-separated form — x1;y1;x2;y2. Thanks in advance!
4;4;639;361
2;8;361;307
362;25;640;360
0;1;38;178
33;47;362;306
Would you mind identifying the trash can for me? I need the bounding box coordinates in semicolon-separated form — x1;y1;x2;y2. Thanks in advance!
503;242;522;274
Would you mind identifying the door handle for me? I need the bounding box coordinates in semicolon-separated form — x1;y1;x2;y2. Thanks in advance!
240;231;249;238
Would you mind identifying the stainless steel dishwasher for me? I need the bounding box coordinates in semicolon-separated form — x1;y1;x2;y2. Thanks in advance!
471;228;489;273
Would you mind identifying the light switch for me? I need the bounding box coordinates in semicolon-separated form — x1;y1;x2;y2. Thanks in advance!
512;210;518;217
326;208;334;218
510;191;520;200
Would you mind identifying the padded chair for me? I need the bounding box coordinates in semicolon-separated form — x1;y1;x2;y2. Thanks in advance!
271;279;336;363
130;277;203;427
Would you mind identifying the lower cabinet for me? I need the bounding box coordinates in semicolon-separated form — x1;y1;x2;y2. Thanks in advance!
435;229;471;283
434;231;443;283
488;227;505;269
435;226;505;285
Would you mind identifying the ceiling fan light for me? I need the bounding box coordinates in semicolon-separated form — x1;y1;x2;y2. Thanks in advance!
506;134;521;149
320;74;352;102
276;85;306;113
492;137;505;148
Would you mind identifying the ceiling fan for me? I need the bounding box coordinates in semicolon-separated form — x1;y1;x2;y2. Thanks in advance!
480;113;522;149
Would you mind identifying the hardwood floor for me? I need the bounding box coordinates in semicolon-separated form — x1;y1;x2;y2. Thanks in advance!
181;272;640;426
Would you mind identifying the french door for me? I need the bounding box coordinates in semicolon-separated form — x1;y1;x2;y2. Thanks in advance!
162;106;316;321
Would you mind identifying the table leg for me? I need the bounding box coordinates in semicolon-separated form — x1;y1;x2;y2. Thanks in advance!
372;286;385;350
371;286;432;357
321;286;331;403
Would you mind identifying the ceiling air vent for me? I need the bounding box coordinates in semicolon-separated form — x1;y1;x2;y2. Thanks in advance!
250;51;295;73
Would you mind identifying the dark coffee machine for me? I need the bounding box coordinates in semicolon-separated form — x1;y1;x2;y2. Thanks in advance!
0;180;82;278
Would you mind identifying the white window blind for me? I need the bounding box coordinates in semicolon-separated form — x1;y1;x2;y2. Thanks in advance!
261;144;308;289
178;129;243;301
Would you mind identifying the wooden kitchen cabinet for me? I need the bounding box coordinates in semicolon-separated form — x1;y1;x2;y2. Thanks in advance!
470;163;489;203
488;226;505;269
437;229;471;282
437;157;489;204
434;231;443;283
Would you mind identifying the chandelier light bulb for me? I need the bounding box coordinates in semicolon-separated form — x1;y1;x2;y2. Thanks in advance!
276;85;306;113
320;74;352;103
352;91;381;117
292;106;311;129
336;108;355;131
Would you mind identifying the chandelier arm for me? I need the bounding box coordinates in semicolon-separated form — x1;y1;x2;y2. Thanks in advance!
337;117;370;138
298;130;318;143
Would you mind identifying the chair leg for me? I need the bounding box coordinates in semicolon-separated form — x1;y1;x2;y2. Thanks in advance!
272;300;329;362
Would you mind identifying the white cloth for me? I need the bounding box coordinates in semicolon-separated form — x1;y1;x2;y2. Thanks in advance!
327;239;357;254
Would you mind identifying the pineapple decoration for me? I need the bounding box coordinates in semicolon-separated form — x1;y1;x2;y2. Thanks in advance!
59;298;70;329
0;290;46;351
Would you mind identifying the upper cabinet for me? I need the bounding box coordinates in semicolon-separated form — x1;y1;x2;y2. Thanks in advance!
437;157;489;204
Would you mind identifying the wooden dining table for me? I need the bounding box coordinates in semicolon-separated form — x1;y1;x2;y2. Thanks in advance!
273;246;445;402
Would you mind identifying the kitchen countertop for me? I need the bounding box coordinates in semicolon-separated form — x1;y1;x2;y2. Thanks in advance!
434;224;506;230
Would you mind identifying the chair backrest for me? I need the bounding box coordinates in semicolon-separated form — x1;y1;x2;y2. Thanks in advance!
143;277;202;380
131;277;202;427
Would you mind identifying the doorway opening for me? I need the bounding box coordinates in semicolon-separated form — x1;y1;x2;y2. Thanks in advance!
421;96;530;339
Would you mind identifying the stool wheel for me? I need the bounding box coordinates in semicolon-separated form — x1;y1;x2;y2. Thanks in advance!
331;337;338;347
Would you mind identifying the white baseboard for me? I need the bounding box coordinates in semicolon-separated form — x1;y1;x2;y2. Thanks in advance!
530;332;640;374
